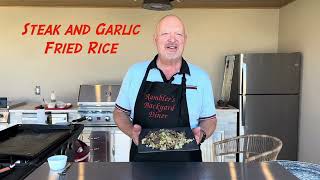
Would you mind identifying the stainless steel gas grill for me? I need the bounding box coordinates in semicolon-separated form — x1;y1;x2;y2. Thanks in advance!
76;85;131;162
77;84;120;127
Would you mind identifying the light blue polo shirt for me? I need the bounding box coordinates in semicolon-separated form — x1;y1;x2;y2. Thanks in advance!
115;59;216;129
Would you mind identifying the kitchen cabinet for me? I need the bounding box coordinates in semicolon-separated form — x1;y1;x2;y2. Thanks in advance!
78;127;112;162
9;111;80;124
112;129;131;162
201;107;238;162
78;127;131;162
7;103;238;162
78;108;238;163
8;103;80;124
8;111;23;124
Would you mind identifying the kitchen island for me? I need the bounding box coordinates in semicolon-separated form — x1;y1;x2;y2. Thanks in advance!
25;162;298;180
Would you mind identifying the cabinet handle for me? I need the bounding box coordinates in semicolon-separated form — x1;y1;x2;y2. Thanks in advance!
112;147;115;156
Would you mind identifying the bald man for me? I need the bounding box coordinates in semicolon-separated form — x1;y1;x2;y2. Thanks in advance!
114;15;217;162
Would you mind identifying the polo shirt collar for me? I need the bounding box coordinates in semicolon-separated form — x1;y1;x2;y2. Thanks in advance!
150;54;191;75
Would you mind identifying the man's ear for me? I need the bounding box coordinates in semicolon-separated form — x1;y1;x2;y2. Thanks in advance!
153;33;157;46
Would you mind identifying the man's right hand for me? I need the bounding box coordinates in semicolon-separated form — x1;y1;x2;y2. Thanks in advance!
132;124;141;145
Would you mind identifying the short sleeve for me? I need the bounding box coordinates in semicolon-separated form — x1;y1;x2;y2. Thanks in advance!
115;68;133;114
199;74;216;120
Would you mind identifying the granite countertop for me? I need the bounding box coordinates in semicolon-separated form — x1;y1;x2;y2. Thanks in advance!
216;105;239;112
0;123;13;131
276;160;320;180
25;162;297;180
8;103;239;113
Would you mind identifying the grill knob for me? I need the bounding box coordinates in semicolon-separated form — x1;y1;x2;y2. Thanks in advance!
86;116;93;121
105;116;111;121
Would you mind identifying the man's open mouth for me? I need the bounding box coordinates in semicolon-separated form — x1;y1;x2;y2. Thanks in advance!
165;44;178;51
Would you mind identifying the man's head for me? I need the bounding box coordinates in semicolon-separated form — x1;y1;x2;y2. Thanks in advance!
154;15;187;62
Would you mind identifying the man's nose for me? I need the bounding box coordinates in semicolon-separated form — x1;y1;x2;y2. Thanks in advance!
168;33;176;42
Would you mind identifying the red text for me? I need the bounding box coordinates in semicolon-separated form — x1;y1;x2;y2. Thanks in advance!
96;23;141;36
64;24;90;35
88;42;119;54
22;23;61;35
44;42;82;54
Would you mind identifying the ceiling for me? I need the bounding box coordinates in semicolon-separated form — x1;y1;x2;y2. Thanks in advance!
0;0;296;8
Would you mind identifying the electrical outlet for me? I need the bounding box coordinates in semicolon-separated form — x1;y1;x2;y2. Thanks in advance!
35;86;41;95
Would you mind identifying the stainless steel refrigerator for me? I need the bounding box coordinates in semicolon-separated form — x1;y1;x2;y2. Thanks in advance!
223;53;301;160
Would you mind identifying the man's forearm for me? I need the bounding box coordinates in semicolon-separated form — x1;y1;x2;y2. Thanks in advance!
199;116;217;139
113;108;134;138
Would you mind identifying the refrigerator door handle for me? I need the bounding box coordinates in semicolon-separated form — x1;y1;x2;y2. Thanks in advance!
241;59;247;127
242;95;246;127
242;61;247;96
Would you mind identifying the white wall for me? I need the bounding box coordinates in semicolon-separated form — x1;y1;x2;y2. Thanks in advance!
279;0;320;163
0;7;279;103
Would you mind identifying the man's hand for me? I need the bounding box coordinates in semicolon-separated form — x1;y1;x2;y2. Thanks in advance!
192;127;202;145
132;124;142;145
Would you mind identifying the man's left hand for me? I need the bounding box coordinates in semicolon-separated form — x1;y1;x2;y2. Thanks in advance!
192;127;202;144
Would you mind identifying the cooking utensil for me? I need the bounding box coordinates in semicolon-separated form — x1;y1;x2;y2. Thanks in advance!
58;162;72;175
0;124;72;160
72;117;87;123
0;160;20;174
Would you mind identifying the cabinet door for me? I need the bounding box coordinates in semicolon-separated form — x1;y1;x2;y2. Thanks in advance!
9;112;22;124
113;130;131;162
21;113;40;123
216;111;238;162
201;110;238;162
216;111;237;139
200;136;213;162
78;130;111;162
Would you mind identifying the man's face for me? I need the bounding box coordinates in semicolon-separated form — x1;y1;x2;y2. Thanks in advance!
154;17;186;61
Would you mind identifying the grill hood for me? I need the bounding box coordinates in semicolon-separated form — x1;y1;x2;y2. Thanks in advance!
77;84;120;106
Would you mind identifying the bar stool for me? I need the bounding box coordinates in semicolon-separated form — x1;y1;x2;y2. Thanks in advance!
212;134;283;162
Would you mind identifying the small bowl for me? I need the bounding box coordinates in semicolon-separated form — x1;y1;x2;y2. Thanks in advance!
47;155;67;171
47;103;56;108
56;102;66;108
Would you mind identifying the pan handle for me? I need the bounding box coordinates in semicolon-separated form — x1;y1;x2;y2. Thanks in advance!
0;167;10;174
72;116;87;123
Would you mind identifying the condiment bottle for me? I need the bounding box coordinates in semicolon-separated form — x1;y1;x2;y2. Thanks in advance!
50;91;56;103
